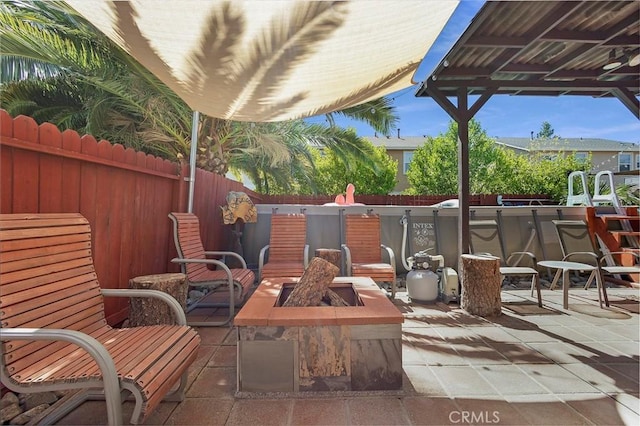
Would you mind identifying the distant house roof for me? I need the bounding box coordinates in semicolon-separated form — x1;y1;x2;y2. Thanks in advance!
496;137;639;153
365;136;427;150
366;135;639;153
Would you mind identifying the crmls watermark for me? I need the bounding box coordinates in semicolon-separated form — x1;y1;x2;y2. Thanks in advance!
449;410;500;424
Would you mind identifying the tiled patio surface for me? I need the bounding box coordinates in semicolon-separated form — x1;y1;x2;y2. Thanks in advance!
58;285;639;425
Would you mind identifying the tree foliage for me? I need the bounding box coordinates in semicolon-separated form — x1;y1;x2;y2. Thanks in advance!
508;153;591;202
406;119;517;195
265;134;397;195
616;183;640;206
536;121;556;139
312;137;397;195
406;119;591;202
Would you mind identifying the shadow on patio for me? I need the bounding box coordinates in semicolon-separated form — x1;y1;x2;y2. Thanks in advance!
53;286;640;425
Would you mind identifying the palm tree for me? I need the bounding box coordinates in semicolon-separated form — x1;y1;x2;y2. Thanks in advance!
1;1;398;192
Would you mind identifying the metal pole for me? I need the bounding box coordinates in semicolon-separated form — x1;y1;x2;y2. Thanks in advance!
339;208;345;275
405;209;413;256
433;210;441;255
187;111;200;213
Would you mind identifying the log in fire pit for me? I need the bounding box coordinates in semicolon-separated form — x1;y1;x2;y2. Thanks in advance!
235;276;403;394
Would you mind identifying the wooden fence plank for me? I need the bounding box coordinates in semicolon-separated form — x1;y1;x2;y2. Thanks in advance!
122;143;140;293
108;144;128;300
0;110;13;138
61;130;82;212
12;149;39;213
79;134;98;221
13;115;38;143
11;116;39;213
1;144;12;213
132;151;151;279
124;147;137;164
39;123;64;213
95;140;122;321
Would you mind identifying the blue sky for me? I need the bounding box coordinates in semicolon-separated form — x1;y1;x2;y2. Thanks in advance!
308;1;640;143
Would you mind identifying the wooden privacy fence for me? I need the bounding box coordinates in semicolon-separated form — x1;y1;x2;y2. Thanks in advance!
0;110;259;324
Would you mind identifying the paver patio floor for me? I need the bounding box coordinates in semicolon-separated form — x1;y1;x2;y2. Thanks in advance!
58;286;639;425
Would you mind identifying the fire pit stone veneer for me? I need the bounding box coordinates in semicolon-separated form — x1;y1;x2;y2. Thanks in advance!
235;277;403;394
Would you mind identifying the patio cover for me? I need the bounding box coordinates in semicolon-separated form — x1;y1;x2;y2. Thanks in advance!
65;0;459;122
415;0;639;259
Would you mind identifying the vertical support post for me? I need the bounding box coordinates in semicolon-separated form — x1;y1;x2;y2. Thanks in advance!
457;88;470;262
422;83;493;268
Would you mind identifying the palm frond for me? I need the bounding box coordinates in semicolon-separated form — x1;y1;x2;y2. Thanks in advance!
0;56;61;82
194;2;245;93
328;97;398;135
0;4;109;74
229;1;348;117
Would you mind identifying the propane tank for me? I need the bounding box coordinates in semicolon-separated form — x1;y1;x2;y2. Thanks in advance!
406;252;441;303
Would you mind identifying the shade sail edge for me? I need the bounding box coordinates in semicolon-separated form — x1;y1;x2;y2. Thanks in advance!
66;0;459;121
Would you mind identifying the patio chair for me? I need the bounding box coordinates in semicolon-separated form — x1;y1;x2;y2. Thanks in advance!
553;220;639;301
0;213;200;426
169;212;255;326
469;219;542;307
341;213;397;298
258;213;310;281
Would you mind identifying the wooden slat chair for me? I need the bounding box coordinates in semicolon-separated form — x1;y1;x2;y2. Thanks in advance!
0;213;200;426
168;212;255;326
258;213;309;281
341;213;397;297
469;219;542;307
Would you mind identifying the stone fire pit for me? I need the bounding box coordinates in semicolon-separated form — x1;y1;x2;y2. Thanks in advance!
234;277;403;394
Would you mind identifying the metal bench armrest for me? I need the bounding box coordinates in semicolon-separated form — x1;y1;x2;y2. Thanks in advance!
506;251;537;267
203;251;248;268
562;251;598;264
0;328;122;426
304;244;310;268
341;244;352;275
381;244;396;272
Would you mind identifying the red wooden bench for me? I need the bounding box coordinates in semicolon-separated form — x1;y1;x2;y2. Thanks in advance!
0;213;201;425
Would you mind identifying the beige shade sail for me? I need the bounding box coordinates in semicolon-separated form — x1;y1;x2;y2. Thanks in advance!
66;0;458;122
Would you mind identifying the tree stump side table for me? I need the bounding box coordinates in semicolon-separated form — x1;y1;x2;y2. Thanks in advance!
460;254;502;317
128;273;188;326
